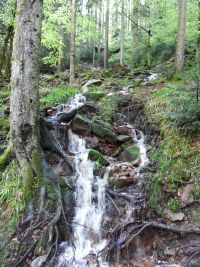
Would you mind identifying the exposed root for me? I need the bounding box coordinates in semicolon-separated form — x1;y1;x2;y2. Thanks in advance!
183;250;200;267
14;240;38;267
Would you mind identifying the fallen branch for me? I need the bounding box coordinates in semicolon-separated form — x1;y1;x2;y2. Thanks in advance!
183;250;200;267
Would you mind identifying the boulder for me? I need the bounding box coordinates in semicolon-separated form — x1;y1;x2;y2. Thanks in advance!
88;149;109;166
116;135;132;143
108;163;137;188
180;183;194;207
71;114;91;135
112;64;129;74
91;120;116;143
121;146;140;162
82;79;103;92
116;125;132;135
164;209;185;222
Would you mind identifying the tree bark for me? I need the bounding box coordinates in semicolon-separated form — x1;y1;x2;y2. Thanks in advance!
10;0;43;208
104;0;109;69
175;0;187;73
70;0;76;84
120;0;125;66
196;0;200;71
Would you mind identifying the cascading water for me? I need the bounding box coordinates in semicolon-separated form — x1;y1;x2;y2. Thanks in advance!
59;129;108;266
53;87;150;266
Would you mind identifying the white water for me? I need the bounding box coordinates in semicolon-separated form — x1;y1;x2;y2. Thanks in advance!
59;129;108;267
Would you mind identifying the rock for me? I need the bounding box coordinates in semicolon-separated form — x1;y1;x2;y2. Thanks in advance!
180;183;194;207
117;135;132;143
88;149;109;166
31;254;48;267
71;114;91;135
91;121;116;143
132;158;142;167
85;136;99;149
112;64;130;74
121;146;140;162
82;79;102;92
116;125;132;135
164;209;185;222
108;163;137;188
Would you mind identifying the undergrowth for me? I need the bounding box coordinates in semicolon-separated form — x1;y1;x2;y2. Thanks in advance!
40;85;80;106
146;82;200;216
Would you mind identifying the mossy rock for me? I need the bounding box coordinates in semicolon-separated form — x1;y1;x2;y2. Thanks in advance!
116;135;131;143
121;146;140;162
91;121;116;143
88;149;109;166
72;114;91;135
85;91;105;101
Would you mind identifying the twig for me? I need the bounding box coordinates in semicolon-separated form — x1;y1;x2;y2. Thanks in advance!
183;250;200;267
14;240;38;267
107;193;121;215
49;226;59;267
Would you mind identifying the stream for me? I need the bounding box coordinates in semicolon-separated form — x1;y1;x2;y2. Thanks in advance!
48;85;150;267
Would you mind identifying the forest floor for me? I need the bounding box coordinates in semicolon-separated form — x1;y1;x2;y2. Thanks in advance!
1;65;200;266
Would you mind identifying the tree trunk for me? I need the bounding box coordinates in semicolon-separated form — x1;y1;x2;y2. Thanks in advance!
70;0;76;84
10;0;43;209
175;0;187;73
120;0;125;66
196;0;200;71
104;0;109;69
58;29;69;72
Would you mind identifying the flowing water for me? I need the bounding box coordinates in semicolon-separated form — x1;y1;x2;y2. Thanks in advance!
55;90;150;266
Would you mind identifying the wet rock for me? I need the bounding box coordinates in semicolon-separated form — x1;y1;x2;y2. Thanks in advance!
121;146;140;162
88;149;109;166
117;134;132;143
71;114;91;135
112;64;130;74
85;136;99;149
164;209;185;222
180;183;194;207
116;125;132;135
31;254;48;267
109;163;137;188
91;121;116;143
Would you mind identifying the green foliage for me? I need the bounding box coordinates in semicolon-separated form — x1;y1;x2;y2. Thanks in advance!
85;86;105;101
166;72;200;132
0;160;25;219
99;95;119;123
40;85;80;106
88;149;109;166
0;117;9;131
167;198;180;213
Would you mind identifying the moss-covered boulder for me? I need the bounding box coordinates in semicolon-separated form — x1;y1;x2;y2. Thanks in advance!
91;120;116;143
116;135;131;143
121;146;140;162
72;114;91;135
88;149;109;166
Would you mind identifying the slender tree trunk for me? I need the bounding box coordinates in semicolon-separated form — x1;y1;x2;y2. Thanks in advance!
196;0;200;71
58;28;68;72
120;0;125;66
10;0;43;209
175;0;187;73
104;0;109;69
70;0;76;84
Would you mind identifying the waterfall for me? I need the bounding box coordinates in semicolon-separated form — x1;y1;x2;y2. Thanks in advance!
59;129;108;267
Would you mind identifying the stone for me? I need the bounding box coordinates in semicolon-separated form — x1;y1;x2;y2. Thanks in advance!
88;149;109;166
91;121;116;143
112;64;130;74
121;146;140;162
108;162;137;188
180;183;194;207
71;114;91;135
82;79;102;92
116;135;132;143
31;254;48;267
116;125;132;135
164;209;185;222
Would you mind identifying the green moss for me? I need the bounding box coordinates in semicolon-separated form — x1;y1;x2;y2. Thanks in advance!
0;142;13;171
88;149;109;166
0;117;9;131
85;86;105;101
31;150;43;186
167;198;180;213
122;146;140;162
40;85;80;107
21;163;35;202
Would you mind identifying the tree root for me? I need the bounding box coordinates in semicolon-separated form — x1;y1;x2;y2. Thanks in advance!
14;240;38;267
183;250;200;267
100;220;200;256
